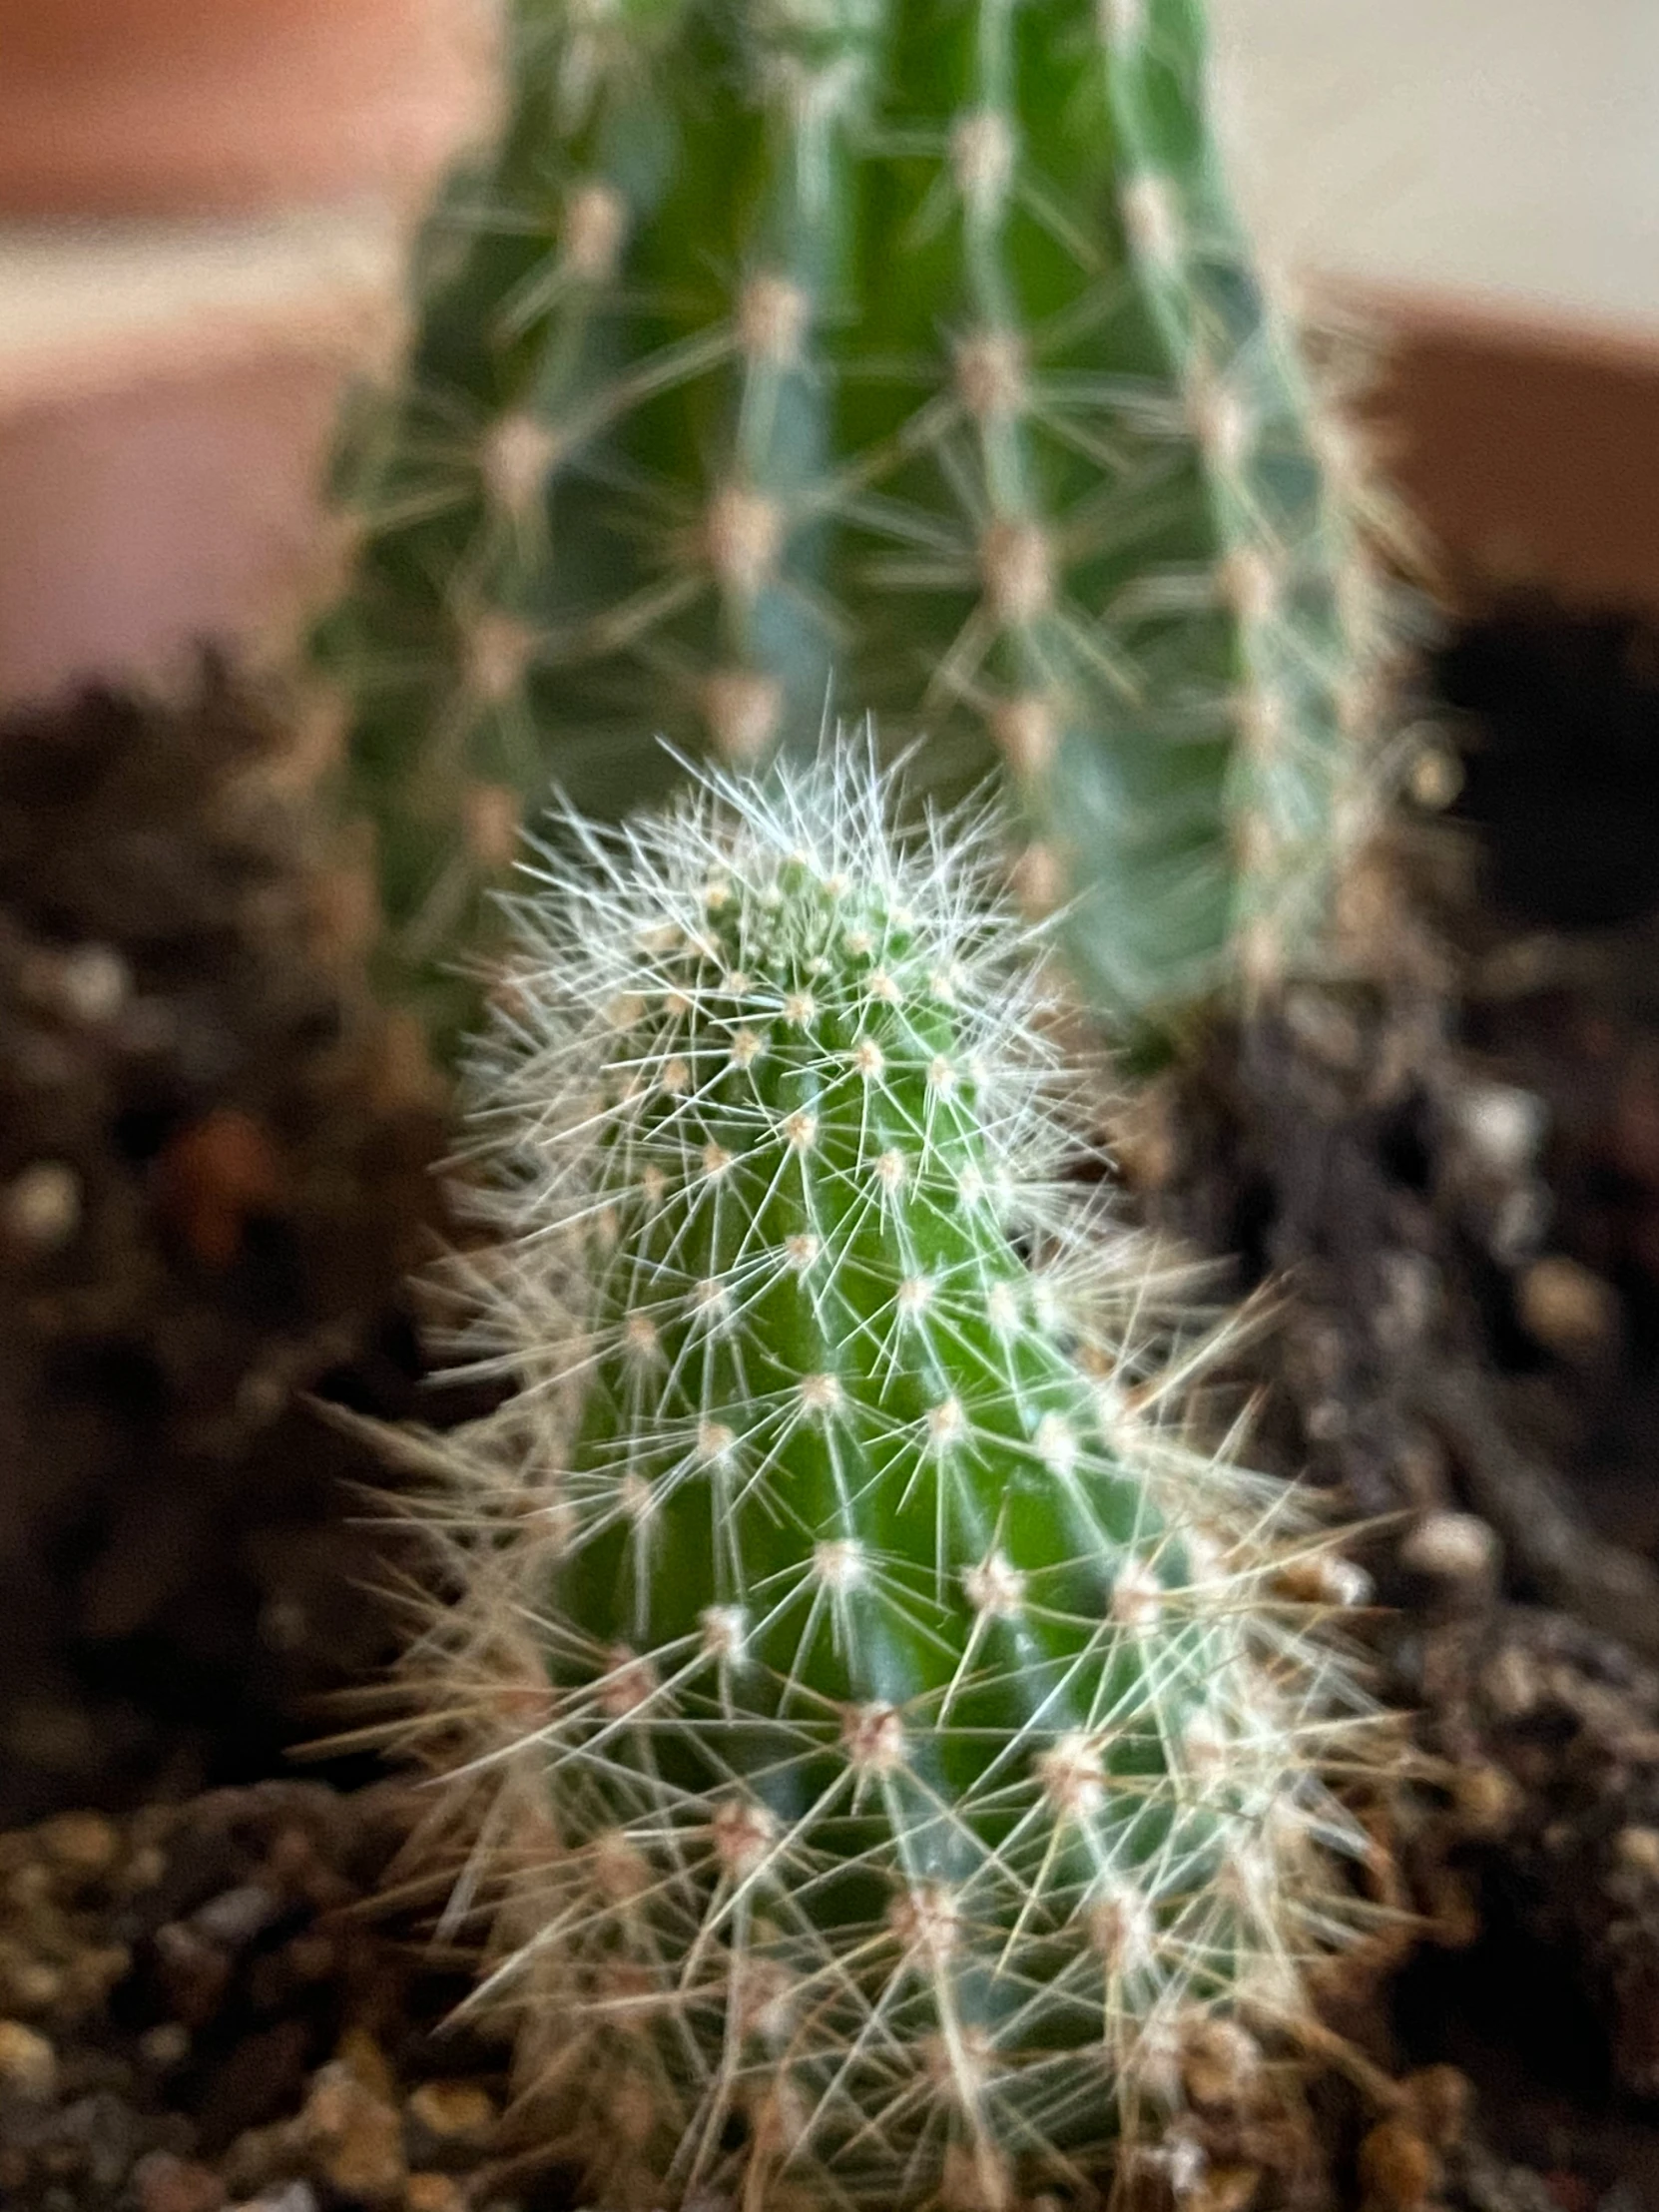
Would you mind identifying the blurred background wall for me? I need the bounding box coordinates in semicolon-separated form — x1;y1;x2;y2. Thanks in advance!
2;0;1657;708
1218;0;1659;334
1216;0;1659;615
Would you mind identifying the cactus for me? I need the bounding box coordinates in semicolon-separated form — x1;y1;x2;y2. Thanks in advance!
310;0;1393;1062
380;741;1384;2209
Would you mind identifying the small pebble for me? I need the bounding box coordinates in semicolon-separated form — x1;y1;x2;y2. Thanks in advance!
1615;1825;1659;1878
5;1859;52;1910
134;2149;227;2212
1453;1761;1520;1839
222;2121;292;2199
119;1844;170;1895
266;1826;322;1886
1517;1255;1620;1361
1537;2174;1597;2212
55;943;132;1024
260;1594;311;1656
336;2025;397;2102
1305;1398;1349;1443
39;1810;120;1878
1482;1642;1542;1720
238;2188;319;2212
405;2179;466;2212
1402;2062;1472;2151
0;2016;58;2100
1400;1511;1501;1591
141;2021;193;2069
298;2060;406;2206
3;1958;62;2011
42;2084;139;2191
154;1109;282;1271
1470;933;1566;998
1490;1180;1552;1265
1405;736;1464;812
405;2079;496;2145
1358;2116;1439;2211
2;1162;82;1252
1375;1251;1438;1349
1452;1082;1546;1178
63;1940;131;2009
154;1921;233;2026
193;1884;281;1949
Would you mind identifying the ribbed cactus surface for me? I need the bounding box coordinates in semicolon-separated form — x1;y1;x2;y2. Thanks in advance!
312;0;1389;1059
389;744;1381;2209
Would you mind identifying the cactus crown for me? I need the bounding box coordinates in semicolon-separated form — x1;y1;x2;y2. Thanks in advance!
385;740;1385;2210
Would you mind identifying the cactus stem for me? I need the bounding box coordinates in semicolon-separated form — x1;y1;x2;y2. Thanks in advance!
362;734;1394;2208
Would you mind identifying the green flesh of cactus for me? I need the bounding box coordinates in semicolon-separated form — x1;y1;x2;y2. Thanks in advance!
313;0;1384;1061
395;746;1379;2209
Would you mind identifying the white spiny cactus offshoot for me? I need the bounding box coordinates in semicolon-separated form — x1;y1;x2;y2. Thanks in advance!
387;740;1385;2210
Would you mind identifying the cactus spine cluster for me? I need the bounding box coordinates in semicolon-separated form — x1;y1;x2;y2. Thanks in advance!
387;742;1382;2210
311;0;1392;1060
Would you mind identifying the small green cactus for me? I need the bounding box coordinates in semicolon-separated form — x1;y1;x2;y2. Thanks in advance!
383;741;1383;2209
310;0;1394;1062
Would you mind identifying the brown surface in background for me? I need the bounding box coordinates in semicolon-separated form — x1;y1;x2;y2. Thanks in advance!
0;0;484;708
1358;284;1659;616
0;0;493;218
0;352;349;711
7;219;1659;707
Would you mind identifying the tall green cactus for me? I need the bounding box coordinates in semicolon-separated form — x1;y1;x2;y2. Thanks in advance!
311;0;1389;1060
384;742;1382;2210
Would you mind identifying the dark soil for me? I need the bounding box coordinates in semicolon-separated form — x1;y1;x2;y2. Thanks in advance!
0;664;451;1827
5;604;1659;2209
0;1782;539;2212
1132;596;1659;2212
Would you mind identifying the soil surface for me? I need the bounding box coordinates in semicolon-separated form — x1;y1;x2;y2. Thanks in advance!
1134;595;1659;2212
0;665;451;1828
4;606;1659;2209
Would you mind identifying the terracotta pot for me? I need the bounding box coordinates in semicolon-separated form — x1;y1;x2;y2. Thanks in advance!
13;262;1659;716
1351;281;1659;618
0;214;404;709
0;0;494;217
